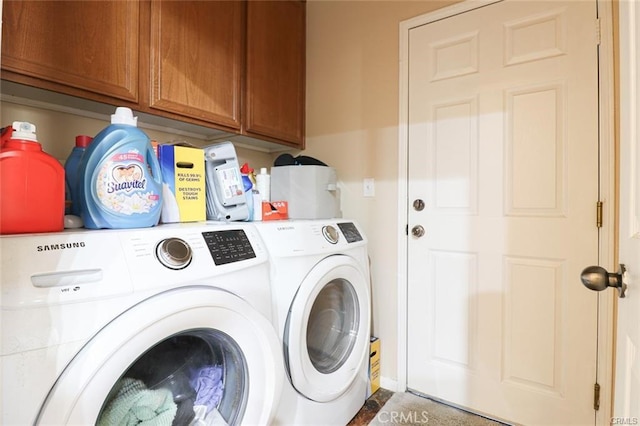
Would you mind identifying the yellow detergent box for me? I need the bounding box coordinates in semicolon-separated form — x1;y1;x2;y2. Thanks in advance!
369;336;381;396
158;143;206;223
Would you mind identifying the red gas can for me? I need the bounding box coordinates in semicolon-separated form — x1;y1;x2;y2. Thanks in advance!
0;122;65;234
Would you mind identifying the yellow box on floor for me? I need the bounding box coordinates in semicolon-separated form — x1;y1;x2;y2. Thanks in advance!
369;336;380;395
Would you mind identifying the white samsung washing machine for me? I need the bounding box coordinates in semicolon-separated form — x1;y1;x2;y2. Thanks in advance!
1;222;284;426
255;220;371;426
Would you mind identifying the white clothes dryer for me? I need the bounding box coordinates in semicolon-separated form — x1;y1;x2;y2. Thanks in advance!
255;220;371;426
1;222;283;426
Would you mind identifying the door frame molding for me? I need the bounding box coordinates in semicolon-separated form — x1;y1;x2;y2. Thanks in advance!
614;0;640;415
396;0;616;422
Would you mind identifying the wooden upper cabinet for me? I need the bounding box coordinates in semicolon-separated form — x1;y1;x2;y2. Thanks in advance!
148;1;243;130
1;0;140;103
245;0;305;148
1;0;305;149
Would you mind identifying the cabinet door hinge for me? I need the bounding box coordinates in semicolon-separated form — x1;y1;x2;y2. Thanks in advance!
594;382;601;411
595;18;601;45
596;201;603;228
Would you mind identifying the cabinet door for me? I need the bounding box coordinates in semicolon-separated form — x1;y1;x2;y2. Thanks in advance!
245;0;305;148
148;0;243;130
1;0;140;103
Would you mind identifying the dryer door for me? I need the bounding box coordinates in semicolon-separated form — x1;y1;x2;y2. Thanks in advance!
285;255;371;402
36;286;284;426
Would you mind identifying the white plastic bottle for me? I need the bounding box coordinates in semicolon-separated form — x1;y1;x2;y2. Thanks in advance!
256;167;271;202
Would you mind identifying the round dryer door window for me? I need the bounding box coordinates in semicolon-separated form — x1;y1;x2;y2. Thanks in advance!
285;255;370;403
307;278;359;374
35;286;284;426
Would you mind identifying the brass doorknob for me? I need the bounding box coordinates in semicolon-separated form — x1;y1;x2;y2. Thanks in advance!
580;264;627;298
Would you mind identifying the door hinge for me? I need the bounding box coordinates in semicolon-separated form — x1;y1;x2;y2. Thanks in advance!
405;224;409;235
595;18;601;45
596;201;603;228
594;382;601;411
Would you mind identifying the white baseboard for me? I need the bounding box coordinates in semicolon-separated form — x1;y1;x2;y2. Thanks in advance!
380;376;400;392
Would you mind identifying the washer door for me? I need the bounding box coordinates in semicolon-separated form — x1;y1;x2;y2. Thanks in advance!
285;255;370;402
36;286;283;425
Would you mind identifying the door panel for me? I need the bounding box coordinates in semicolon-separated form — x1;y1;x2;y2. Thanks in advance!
407;1;600;424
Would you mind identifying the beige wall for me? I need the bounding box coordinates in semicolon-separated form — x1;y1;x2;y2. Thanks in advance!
1;102;274;169
304;0;459;386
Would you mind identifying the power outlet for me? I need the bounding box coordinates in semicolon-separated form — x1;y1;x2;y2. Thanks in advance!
363;178;375;197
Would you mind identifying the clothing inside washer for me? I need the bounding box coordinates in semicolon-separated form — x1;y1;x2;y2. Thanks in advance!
97;330;248;426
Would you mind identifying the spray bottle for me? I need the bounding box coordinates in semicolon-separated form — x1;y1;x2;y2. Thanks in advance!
240;163;254;221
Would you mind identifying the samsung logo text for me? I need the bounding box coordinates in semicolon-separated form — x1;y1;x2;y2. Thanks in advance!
37;242;86;252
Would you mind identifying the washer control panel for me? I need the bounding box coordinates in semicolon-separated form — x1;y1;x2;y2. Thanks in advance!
202;229;256;265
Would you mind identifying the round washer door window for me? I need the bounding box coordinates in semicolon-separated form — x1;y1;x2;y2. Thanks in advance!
286;255;370;402
97;329;247;426
36;286;284;426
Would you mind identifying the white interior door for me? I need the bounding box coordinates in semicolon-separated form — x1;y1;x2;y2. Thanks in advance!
406;1;603;424
614;0;640;420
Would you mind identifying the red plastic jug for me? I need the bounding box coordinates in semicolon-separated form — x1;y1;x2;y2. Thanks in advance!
0;122;65;234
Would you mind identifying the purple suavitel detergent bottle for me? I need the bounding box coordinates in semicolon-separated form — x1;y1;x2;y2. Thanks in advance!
77;107;163;229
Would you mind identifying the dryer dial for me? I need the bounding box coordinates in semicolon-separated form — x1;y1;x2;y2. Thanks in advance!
322;225;339;244
156;238;193;269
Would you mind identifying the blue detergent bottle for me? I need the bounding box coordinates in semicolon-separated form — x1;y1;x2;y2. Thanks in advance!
65;134;92;216
78;107;163;229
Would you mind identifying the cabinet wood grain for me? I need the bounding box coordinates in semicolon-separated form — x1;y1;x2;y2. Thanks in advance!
149;1;243;130
245;0;305;147
1;0;305;149
2;0;140;103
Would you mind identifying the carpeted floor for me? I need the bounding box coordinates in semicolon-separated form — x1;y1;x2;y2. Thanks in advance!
348;389;509;426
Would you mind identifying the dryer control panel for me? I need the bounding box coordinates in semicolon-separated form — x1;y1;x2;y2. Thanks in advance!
337;222;363;243
254;219;367;258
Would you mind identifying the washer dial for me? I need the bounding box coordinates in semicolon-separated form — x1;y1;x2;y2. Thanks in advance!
156;238;192;269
